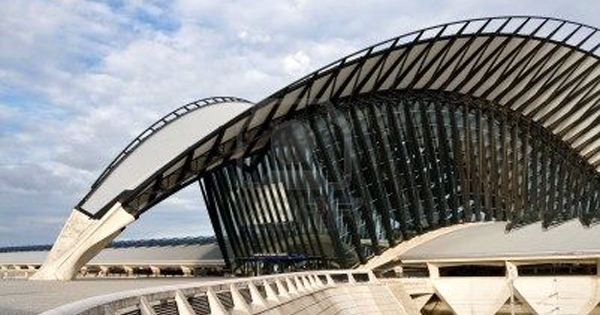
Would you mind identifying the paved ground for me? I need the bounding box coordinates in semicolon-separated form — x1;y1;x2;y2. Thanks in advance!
0;277;224;315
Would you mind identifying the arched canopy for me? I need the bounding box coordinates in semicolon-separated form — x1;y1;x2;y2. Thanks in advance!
117;16;600;217
77;96;252;216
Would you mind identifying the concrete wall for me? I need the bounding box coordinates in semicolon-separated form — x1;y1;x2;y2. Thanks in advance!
258;283;410;315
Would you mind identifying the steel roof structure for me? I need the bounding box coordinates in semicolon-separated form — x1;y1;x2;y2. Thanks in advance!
34;16;600;280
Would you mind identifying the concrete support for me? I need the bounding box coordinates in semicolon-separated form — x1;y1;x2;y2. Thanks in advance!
314;274;325;287
433;278;511;315
139;296;157;315
426;263;439;279
180;266;193;277
412;294;433;311
294;276;305;293
263;280;279;304
206;288;228;315
31;203;135;281
367;270;378;283
515;277;600;315
325;274;335;286
174;290;196;315
275;278;290;300
347;272;356;284
301;275;312;290
248;282;267;311
230;284;251;314
285;277;298;296
102;304;117;315
124;266;135;277
99;266;110;277
150;266;161;277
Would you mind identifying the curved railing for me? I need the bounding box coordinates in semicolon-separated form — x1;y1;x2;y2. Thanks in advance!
79;96;251;208
40;270;380;315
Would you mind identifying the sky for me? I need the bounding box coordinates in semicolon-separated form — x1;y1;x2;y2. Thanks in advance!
0;0;598;246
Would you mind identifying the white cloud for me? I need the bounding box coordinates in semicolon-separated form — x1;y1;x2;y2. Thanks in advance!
283;50;311;76
0;0;599;246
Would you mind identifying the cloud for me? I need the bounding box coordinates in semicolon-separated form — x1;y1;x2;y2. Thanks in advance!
0;0;599;246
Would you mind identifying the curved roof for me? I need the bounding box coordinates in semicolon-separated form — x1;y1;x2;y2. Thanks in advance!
399;220;600;262
78;96;252;215
103;16;600;215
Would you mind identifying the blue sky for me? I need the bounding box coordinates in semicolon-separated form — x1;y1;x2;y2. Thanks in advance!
1;0;598;246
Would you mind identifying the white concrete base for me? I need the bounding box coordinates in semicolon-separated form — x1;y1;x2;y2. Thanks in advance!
359;223;490;270
30;203;135;281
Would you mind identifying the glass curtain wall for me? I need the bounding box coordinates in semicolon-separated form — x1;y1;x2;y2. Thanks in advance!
200;91;600;274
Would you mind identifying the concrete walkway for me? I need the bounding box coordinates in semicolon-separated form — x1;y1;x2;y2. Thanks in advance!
0;277;224;315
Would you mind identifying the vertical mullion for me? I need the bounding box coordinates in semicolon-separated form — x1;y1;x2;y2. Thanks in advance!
309;116;366;263
270;148;312;257
333;108;382;252
204;174;244;261
450;103;469;222
348;105;398;244
213;170;252;258
463;104;475;221
220;168;259;255
232;167;273;255
435;100;460;223
199;178;232;270
250;165;287;253
386;101;423;231
365;100;410;236
420;101;449;226
262;156;296;253
404;100;437;227
288;144;346;267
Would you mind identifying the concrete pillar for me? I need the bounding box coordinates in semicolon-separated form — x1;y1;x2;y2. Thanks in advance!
99;266;110;277
206;288;228;315
325;274;335;286
347;272;356;284
427;263;439;279
505;261;518;279
314;274;324;287
294;276;306;293
0;266;7;271
263;280;279;304
310;275;321;288
301;275;312;291
180;266;193;277
367;270;378;283
124;266;135;277
174;290;196;315
248;282;267;311
31;204;135;281
393;266;404;277
102;304;117;315
139;296;157;315
230;284;251;314
275;278;290;300
150;266;161;277
285;277;298;296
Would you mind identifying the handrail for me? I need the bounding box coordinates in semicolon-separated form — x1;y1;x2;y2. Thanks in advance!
40;269;380;315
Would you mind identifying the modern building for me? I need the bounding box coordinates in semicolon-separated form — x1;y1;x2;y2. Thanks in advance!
32;16;600;281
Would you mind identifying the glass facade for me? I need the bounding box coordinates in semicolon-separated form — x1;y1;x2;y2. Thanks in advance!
200;91;600;274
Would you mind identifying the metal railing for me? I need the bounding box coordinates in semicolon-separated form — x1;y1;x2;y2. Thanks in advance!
40;270;380;315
